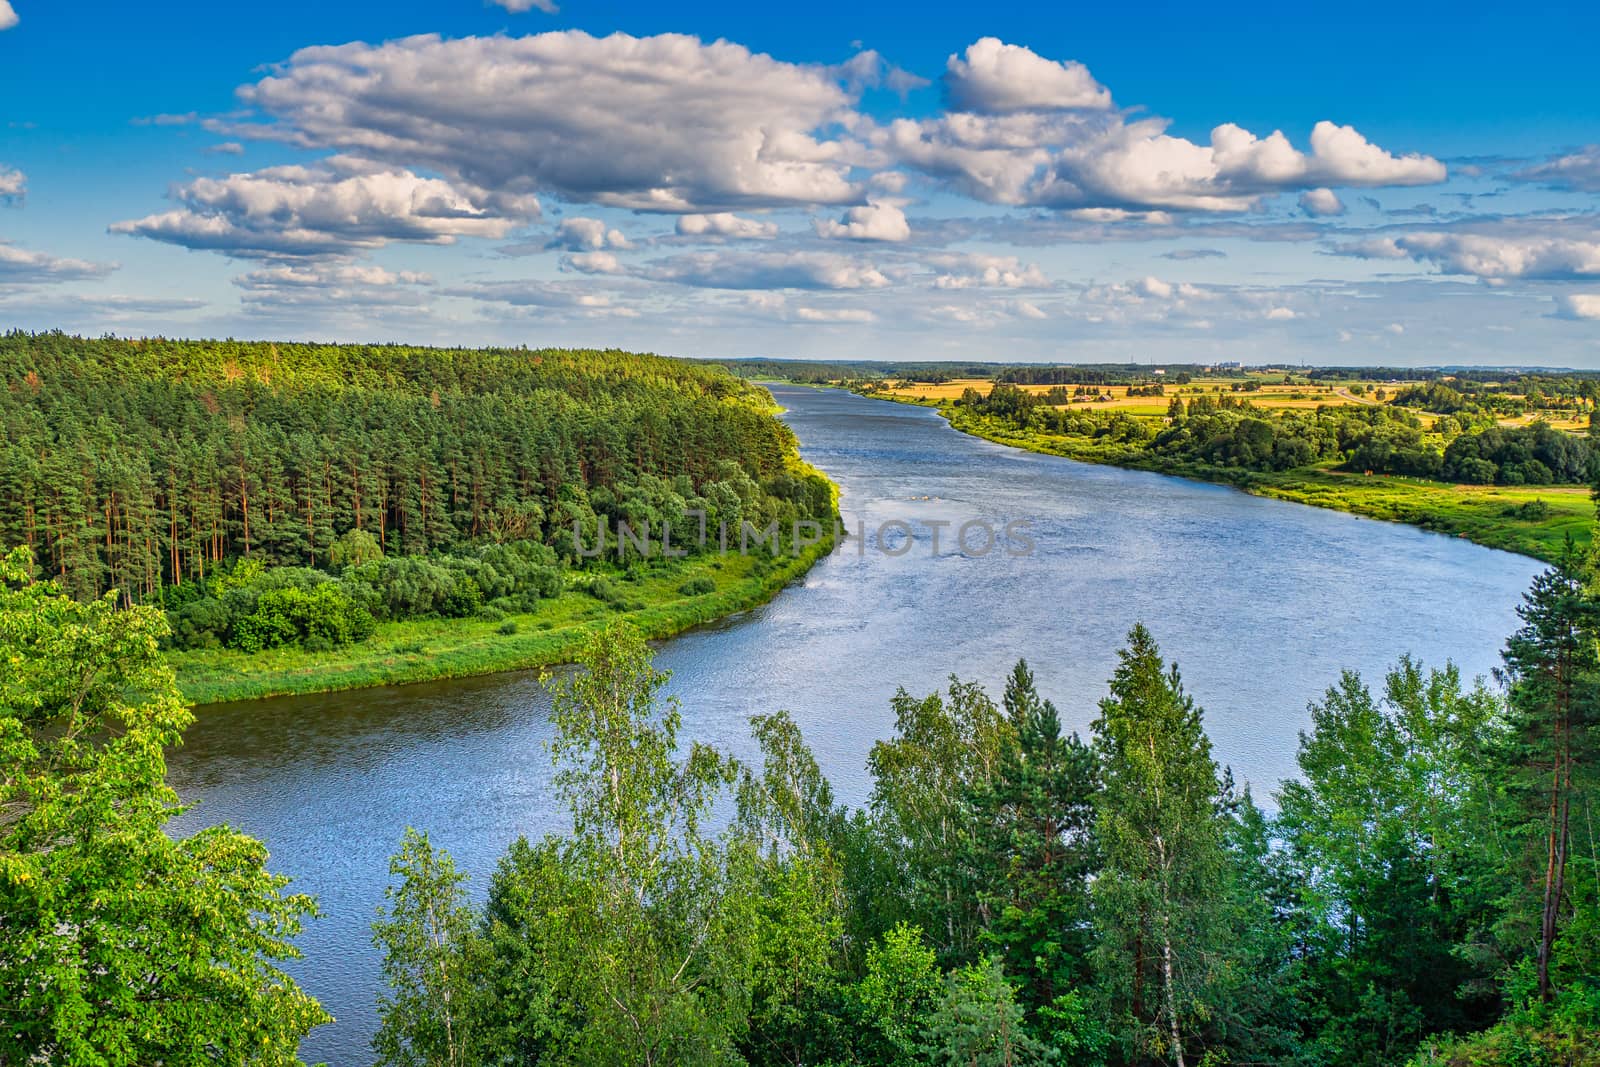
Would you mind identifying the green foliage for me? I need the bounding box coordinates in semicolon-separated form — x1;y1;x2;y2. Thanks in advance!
866;676;1014;962
923;958;1057;1066
1091;625;1237;1067
0;333;824;604
373;829;483;1067
1277;661;1506;1062
968;660;1099;1009
0;545;327;1064
356;559;1600;1067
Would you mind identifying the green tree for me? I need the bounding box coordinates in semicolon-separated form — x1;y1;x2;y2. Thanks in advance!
969;660;1099;1010
0;545;328;1064
498;620;746;1064
1091;624;1232;1067
733;712;851;1066
1494;546;1600;1003
1277;661;1504;1061
924;958;1056;1067
373;828;482;1067
853;922;943;1067
868;677;1013;963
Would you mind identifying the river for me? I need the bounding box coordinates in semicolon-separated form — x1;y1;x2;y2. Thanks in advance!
166;385;1544;1064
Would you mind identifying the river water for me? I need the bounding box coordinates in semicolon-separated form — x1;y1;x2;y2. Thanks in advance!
166;385;1544;1064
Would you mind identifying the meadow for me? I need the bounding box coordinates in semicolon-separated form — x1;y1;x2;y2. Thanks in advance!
170;532;835;705
940;406;1593;562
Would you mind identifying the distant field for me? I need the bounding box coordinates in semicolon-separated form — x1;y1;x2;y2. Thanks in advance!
874;377;1395;416
871;375;1594;435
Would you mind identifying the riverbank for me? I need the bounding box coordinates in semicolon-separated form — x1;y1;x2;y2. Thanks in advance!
902;399;1588;563
171;531;836;705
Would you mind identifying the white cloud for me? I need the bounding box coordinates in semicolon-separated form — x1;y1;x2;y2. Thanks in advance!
795;305;876;323
0;240;115;284
1555;293;1600;320
234;263;436;311
546;216;633;251
450;279;641;318
1396;232;1600;280
1386;322;1406;334
232;31;867;213
563;251;624;274
945;37;1111;113
1299;187;1345;216
492;0;559;13
1327;236;1409;259
111;159;538;258
0;4;19;31
882;44;1446;213
814;200;911;242
1265;306;1298;320
927;252;1048;289
1516;146;1600;192
675;212;778;239
0;165;23;202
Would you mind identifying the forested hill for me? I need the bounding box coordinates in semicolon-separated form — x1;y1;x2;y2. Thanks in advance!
0;332;815;603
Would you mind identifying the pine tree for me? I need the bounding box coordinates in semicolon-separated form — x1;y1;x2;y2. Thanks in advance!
970;660;1099;1010
1494;544;1600;1003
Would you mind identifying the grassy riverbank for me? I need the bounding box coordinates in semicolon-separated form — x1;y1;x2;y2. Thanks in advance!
931;403;1591;562
171;533;835;705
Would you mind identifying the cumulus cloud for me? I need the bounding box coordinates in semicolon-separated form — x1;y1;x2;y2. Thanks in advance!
814;200;911;242
545;216;633;251
0;240;116;284
881;43;1446;213
111;159;538;258
1515;146;1600;192
1554;293;1600;320
926;252;1048;289
230;31;868;213
675;212;778;239
945;37;1111;113
1333;227;1600;280
0;2;16;30
562;250;624;274
0;165;23;203
1299;187;1345;216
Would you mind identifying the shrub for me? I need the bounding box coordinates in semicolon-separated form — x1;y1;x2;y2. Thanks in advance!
498;620;519;636
678;577;716;596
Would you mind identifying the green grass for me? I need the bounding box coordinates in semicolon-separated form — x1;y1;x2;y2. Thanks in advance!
170;536;835;706
938;405;1592;563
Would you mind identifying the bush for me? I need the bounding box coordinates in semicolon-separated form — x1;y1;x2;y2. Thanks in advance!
586;576;623;604
678;576;716;596
498;620;519;636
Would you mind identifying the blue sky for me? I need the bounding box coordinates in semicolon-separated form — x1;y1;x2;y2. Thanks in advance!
2;0;1598;365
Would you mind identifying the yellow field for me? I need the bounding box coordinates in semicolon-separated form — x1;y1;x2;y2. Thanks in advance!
867;375;1594;437
872;377;1387;415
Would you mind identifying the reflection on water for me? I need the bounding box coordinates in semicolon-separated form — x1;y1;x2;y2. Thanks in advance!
167;385;1543;1065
